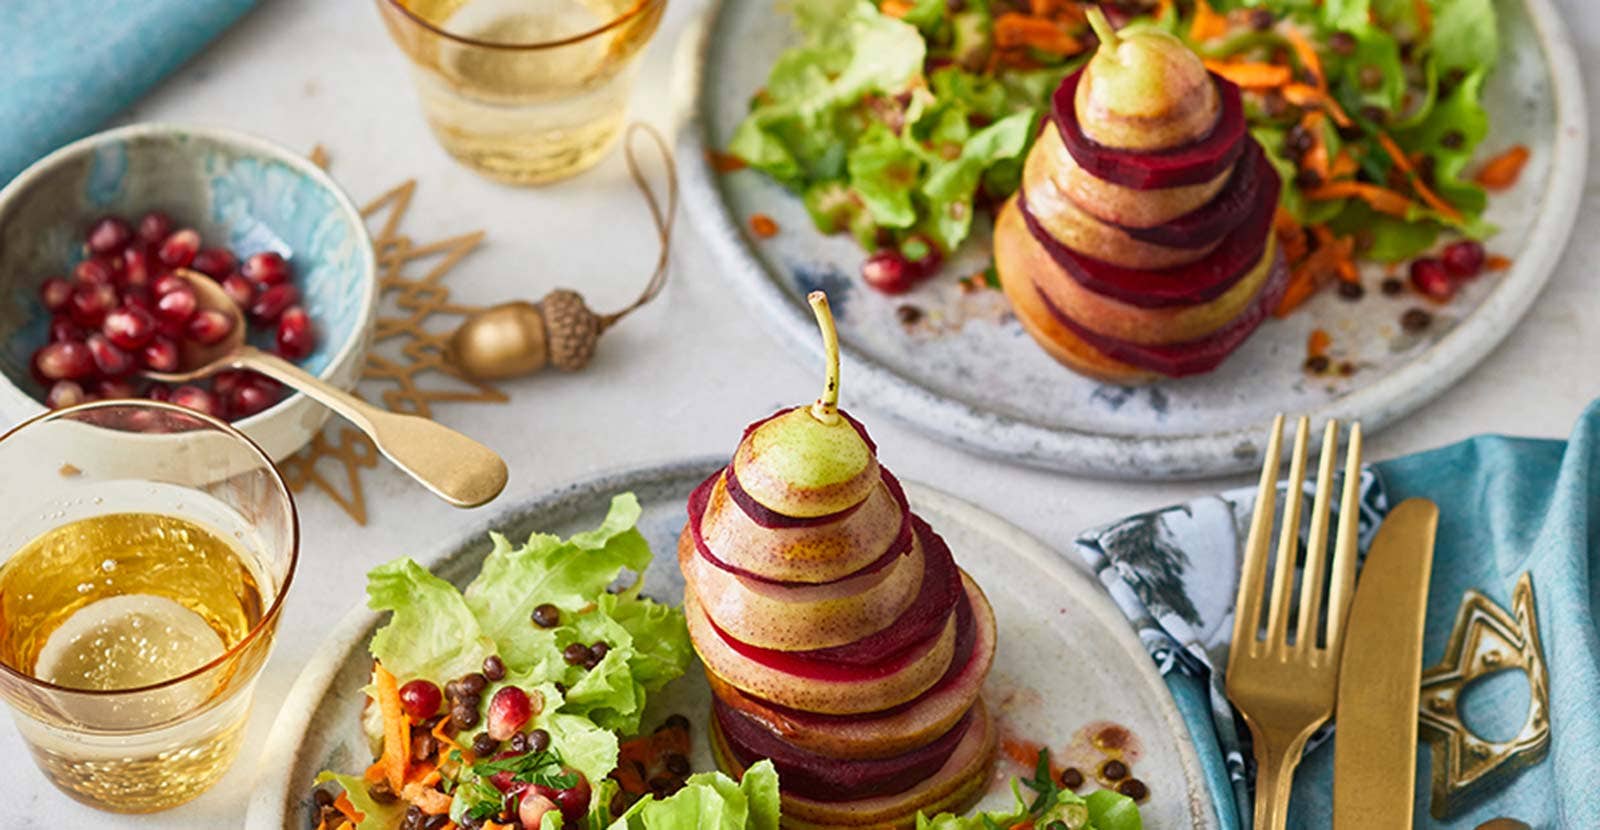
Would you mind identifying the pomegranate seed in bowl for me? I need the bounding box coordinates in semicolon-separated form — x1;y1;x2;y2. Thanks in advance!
275;306;315;360
221;274;256;308
241;251;291;286
102;305;155;350
137;211;174;245
170;385;220;418
44;380;87;409
73;258;115;285
191;248;236;279
34;341;96;381
87;334;134;377
49;318;84;343
155;286;198;324
187;309;235;345
68;283;117;328
140;336;180;374
157;229;200;268
39;278;73;313
250;284;299;324
86;216;132;256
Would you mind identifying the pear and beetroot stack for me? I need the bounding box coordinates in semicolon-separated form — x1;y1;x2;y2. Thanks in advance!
995;10;1286;383
681;293;998;828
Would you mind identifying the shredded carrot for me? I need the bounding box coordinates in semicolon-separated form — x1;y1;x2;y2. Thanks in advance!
1283;83;1352;127
1374;132;1465;220
1155;0;1174;20
431;716;462;756
1204;60;1293;89
315;819;330;830
407;761;440;786
1300;111;1330;181
749;213;779;238
1304;181;1416;217
1336;259;1360;283
1274;207;1309;264
363;759;386;785
1307;329;1332;358
1275;239;1351;317
879;0;913;17
1029;0;1080;16
1486;254;1512;271
994;13;1083;55
333;792;363;825
706;150;746;173
1329;149;1359;179
1188;0;1229;42
1283;26;1325;89
1475;145;1530;190
1413;0;1433;35
373;663;410;794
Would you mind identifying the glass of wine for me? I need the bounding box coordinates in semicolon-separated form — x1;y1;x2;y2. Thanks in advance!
376;0;668;185
0;400;297;812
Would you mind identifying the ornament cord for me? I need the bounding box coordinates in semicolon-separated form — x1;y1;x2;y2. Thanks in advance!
601;122;679;330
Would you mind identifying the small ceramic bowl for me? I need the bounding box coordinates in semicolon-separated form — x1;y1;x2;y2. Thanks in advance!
0;124;377;460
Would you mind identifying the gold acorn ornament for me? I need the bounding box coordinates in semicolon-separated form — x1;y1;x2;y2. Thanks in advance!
446;125;675;380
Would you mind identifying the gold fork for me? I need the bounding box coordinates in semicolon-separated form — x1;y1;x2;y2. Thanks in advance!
1225;414;1363;830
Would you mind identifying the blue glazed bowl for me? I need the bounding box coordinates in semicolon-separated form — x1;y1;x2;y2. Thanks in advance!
0;124;377;460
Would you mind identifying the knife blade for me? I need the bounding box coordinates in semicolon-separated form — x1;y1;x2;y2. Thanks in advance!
1333;497;1439;829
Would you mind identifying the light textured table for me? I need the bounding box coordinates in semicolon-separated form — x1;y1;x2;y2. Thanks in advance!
6;1;1596;826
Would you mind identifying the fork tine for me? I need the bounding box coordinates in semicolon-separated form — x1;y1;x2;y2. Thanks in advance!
1294;420;1340;650
1264;416;1311;647
1325;422;1364;649
1231;415;1285;652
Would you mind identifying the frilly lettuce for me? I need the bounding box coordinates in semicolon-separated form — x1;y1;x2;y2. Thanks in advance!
313;772;407;830
604;760;780;830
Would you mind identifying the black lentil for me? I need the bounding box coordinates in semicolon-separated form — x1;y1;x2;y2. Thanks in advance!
532;603;561;628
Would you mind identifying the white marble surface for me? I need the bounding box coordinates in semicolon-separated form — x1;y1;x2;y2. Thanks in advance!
4;0;1596;826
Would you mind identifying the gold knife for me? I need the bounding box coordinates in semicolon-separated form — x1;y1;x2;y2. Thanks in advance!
1333;497;1439;829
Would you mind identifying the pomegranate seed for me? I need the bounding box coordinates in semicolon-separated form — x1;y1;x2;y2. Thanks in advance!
137;212;174;245
250;284;299;323
44;380;87;409
121;246;152;288
34;341;96;381
518;795;558;830
241;251;291;286
533;771;591;825
49;317;84;343
397;680;443;721
93;377;137;400
39;277;73;312
191;248;236;279
275;306;315;360
68;283;117;328
145;383;173;403
487;687;534;741
123;286;155;314
221;274;256;308
225;379;279;419
86;216;132;255
155;286;198;323
153;272;189;297
87;334;133;377
157;229;200;268
212;370;250;398
861;250;917;295
1409;257;1455;302
187;309;235;345
73;258;115;285
102;305;156;350
1440;240;1486;278
900;233;943;277
141;336;180;373
170;385;220;417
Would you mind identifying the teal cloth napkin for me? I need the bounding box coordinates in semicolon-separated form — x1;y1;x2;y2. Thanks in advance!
1076;399;1600;829
0;0;258;185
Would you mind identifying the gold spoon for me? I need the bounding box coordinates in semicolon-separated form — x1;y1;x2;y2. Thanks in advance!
143;269;509;508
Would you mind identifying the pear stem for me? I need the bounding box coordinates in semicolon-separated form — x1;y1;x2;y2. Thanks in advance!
807;291;841;425
1086;7;1120;53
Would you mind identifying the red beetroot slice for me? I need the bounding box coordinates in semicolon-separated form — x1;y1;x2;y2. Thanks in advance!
724;408;879;528
1017;145;1279;309
1117;141;1264;249
715;698;975;801
704;517;961;673
721;587;978;726
1052;69;1248;189
688;467;914;588
1037;248;1289;377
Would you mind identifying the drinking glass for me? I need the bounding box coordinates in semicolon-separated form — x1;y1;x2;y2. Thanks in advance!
377;0;668;184
0;400;297;812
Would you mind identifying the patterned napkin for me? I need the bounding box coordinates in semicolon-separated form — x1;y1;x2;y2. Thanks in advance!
1076;399;1600;829
0;0;257;185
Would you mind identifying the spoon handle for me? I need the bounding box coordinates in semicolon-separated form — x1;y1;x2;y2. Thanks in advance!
238;347;508;508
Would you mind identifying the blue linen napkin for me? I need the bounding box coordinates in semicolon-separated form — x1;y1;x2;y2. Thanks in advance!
1076;399;1600;829
0;0;258;185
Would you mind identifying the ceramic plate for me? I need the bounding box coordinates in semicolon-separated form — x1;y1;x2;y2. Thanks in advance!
675;0;1587;479
246;460;1216;829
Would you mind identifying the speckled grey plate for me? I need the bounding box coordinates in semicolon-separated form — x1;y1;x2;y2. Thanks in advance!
675;0;1587;479
246;460;1216;829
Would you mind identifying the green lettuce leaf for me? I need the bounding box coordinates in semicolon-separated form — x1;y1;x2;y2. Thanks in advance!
848;123;923;228
366;559;495;684
1395;67;1492;235
314;772;408;830
1429;0;1497;74
607;760;780;830
920;110;1037;250
1085;789;1144;830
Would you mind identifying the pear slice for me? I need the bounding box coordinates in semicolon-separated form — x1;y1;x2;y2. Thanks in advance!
732;293;878;519
1076;9;1219;151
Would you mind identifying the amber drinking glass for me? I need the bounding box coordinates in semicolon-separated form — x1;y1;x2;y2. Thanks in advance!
0;401;297;812
378;0;668;184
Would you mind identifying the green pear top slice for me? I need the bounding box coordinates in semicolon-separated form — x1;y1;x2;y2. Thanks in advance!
733;293;879;518
1075;9;1219;152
